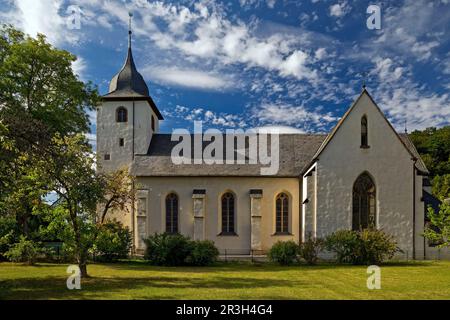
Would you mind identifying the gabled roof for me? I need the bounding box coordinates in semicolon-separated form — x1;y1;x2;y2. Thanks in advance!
302;88;429;175
132;134;326;177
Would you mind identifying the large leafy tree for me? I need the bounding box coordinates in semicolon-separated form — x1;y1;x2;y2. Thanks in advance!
0;24;98;235
36;134;103;277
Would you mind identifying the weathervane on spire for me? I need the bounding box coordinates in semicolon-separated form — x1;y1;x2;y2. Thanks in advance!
361;71;369;90
128;12;133;49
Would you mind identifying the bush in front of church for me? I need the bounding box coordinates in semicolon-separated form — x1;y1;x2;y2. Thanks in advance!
93;221;132;262
268;240;300;265
187;240;220;266
325;229;399;265
299;233;325;265
144;233;192;266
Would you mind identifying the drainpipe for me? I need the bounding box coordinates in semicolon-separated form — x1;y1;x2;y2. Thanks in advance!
412;158;417;260
131;100;136;254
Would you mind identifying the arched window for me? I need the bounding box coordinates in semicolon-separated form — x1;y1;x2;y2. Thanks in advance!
151;115;155;132
221;192;235;234
165;193;179;233
352;172;376;230
116;107;128;123
276;193;289;233
361;116;368;147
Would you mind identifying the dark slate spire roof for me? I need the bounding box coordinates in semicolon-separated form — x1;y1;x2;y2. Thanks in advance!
102;13;163;120
107;47;150;97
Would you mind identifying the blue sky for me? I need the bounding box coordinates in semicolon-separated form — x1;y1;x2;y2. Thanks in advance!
2;0;450;143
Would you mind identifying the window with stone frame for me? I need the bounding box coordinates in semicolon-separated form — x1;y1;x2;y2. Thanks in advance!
116;107;128;123
276;193;289;233
221;192;235;234
165;193;179;234
352;172;376;230
361;115;369;147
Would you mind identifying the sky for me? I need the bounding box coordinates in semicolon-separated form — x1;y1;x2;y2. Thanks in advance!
1;0;450;145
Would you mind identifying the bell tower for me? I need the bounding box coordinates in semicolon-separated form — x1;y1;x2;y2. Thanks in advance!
97;13;163;173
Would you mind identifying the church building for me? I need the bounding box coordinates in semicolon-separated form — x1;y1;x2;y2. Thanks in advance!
97;29;439;260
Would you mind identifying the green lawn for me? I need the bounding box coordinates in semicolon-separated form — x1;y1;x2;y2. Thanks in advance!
0;260;449;300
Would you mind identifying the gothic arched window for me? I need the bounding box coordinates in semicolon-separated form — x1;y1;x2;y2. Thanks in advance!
116;107;128;123
221;192;235;234
276;193;289;233
151;115;155;132
361;116;368;147
352;172;376;230
165;193;179;234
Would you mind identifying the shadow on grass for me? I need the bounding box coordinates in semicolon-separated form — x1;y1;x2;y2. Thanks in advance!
103;260;436;275
0;273;308;300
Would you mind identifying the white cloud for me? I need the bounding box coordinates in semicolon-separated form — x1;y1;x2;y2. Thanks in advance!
72;56;87;80
1;0;80;46
252;103;337;131
145;67;232;91
329;2;349;18
253;125;305;133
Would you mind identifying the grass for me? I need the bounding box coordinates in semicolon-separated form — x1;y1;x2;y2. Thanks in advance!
0;260;449;300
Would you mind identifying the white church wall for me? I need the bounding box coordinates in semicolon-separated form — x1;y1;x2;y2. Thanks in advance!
96;100;157;173
136;176;300;253
315;92;418;254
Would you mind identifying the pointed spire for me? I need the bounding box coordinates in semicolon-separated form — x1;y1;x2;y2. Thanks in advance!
128;12;133;49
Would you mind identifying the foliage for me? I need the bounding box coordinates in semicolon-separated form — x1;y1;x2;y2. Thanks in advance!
0;25;99;274
432;174;450;202
187;240;220;266
35;134;103;276
268;240;299;265
0;216;18;260
97;168;136;224
94;221;132;262
4;236;42;265
299;233;324;265
423;202;450;248
325;229;399;265
0;24;99;136
409;126;450;178
144;233;193;266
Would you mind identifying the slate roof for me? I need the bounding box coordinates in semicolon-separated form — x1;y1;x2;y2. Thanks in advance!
132;134;327;177
102;37;163;120
131;131;429;178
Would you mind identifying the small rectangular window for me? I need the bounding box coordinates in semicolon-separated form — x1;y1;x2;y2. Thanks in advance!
119;138;124;147
104;154;111;161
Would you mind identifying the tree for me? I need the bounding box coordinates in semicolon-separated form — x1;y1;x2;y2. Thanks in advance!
36;134;103;277
0;24;98;243
432;174;450;202
423;202;450;248
97;168;136;225
0;24;98;136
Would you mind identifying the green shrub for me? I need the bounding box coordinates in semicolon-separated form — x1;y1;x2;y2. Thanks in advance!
0;216;18;261
187;240;219;266
358;229;399;264
268;240;299;265
299;233;324;265
4;236;42;265
325;229;399;265
325;230;360;264
144;233;192;266
94;221;132;262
